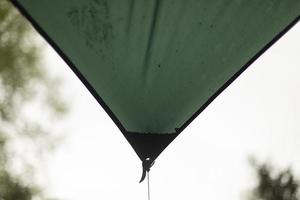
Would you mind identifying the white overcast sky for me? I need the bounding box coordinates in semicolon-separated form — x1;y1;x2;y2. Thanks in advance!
32;22;300;200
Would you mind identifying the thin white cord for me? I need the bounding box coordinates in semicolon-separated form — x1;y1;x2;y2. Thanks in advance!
147;171;150;200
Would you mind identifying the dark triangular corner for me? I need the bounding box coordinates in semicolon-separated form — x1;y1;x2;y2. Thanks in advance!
123;131;179;162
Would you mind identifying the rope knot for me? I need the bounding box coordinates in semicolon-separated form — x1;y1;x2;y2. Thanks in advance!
139;157;155;183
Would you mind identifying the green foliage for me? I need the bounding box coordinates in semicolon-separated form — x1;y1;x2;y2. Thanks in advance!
0;0;67;199
0;0;38;120
0;170;34;200
250;161;300;200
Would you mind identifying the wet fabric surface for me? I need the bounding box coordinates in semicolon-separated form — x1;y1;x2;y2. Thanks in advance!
14;0;300;135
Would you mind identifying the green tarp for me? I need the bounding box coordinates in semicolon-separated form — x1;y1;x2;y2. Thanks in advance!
12;0;300;169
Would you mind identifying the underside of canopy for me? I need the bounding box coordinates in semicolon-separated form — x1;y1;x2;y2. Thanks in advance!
11;0;300;162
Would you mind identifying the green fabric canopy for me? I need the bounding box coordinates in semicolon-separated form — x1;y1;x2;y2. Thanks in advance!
12;0;300;169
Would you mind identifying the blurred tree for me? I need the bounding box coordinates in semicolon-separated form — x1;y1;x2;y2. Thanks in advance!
249;160;300;200
0;0;67;199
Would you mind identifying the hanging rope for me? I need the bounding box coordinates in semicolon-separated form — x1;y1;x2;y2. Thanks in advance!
139;158;155;183
147;171;150;200
139;158;154;200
